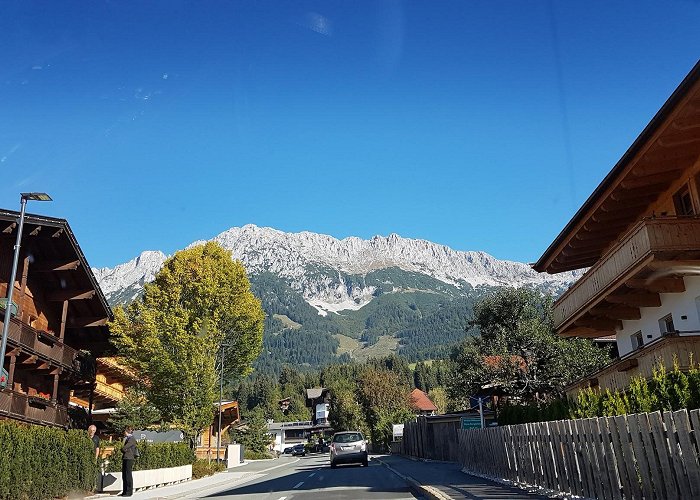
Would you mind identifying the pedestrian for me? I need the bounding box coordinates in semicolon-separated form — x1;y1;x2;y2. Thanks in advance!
121;426;137;497
87;424;100;460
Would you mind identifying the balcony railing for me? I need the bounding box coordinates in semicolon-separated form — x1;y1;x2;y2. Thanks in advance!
0;389;68;427
566;331;700;394
2;315;79;369
554;216;700;330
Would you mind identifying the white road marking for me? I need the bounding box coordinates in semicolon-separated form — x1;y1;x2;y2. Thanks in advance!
277;497;287;500
259;457;301;473
293;481;304;489
308;472;316;477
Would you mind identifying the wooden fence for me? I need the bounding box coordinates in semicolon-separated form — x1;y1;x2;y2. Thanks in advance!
399;410;700;500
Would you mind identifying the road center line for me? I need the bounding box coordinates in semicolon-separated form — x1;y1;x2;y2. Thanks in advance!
293;481;304;489
308;472;316;477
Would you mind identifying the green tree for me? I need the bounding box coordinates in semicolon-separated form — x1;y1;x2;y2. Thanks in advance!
357;368;411;450
329;388;367;435
110;242;265;445
428;387;448;414
229;407;271;454
448;288;609;407
109;386;161;434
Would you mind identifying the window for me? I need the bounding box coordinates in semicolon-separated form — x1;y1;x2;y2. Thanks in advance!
673;186;695;216
631;331;643;350
333;432;364;443
659;314;675;334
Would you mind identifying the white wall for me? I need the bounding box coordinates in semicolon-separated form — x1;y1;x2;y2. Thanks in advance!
617;276;700;356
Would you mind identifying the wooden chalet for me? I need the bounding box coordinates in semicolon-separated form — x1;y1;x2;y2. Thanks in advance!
197;400;241;460
410;388;438;416
0;209;112;427
534;60;700;394
70;357;139;428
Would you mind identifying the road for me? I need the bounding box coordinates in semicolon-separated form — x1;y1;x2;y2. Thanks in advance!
186;454;417;500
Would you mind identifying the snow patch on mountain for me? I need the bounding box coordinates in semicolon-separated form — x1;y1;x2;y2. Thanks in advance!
93;225;581;310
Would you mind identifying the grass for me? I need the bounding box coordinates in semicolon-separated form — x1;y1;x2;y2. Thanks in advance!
408;359;434;370
334;333;398;361
272;314;302;329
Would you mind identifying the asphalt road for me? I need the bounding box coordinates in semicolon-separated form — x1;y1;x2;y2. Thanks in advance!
194;454;417;500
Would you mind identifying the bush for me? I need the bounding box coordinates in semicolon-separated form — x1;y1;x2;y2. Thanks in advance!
243;449;273;460
498;358;700;425
0;421;98;500
103;441;194;472
497;398;569;425
192;459;226;479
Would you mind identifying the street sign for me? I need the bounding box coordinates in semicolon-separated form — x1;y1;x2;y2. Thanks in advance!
460;416;482;430
0;368;8;389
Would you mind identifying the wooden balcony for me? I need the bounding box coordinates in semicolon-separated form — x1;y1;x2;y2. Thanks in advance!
2;315;79;369
566;332;700;394
0;389;68;427
554;217;700;336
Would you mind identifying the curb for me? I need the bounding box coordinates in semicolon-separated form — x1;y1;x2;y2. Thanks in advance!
373;457;452;500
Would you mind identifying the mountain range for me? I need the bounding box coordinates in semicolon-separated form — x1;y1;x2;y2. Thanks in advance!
92;225;580;372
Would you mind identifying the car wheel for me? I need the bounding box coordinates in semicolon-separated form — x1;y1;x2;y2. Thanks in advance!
362;459;368;467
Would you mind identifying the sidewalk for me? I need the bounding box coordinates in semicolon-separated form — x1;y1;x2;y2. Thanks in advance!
374;455;549;500
86;457;296;500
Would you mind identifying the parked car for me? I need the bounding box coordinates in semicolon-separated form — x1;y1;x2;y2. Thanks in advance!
283;446;294;454
291;443;306;456
330;431;368;468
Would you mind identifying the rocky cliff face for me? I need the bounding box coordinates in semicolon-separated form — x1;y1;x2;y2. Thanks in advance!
93;224;579;313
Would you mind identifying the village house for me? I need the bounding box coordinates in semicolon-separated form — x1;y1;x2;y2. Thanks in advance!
71;356;140;432
534;61;700;394
0;209;112;427
197;400;241;460
410;388;438;416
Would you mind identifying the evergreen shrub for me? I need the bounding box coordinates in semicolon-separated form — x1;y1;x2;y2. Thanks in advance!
192;459;226;479
0;421;97;500
497;358;700;425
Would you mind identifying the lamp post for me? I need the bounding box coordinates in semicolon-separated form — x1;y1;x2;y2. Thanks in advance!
0;193;52;384
216;342;233;463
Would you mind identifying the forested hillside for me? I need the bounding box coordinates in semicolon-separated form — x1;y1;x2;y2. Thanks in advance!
248;268;493;375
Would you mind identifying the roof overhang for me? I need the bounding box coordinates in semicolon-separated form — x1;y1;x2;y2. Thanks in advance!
0;209;113;353
534;60;700;274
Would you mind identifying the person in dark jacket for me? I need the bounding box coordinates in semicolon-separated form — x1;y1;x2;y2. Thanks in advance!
121;427;138;497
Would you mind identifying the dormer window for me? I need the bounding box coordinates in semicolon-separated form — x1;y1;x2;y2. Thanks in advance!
659;314;675;335
673;185;694;216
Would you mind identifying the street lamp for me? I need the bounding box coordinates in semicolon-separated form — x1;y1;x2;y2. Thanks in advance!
0;193;52;386
216;342;234;463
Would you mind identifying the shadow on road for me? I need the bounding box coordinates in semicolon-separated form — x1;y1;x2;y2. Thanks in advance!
204;458;414;498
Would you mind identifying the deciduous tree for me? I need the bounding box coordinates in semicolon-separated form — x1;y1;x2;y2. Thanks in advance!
448;288;609;408
110;242;264;445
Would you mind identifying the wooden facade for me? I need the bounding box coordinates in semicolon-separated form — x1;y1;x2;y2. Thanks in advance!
0;210;112;427
197;401;241;460
567;333;700;393
534;61;700;394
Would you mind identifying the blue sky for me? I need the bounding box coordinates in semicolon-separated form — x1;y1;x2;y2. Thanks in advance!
1;1;699;268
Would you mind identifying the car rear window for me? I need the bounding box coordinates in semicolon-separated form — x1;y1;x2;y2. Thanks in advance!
333;433;362;443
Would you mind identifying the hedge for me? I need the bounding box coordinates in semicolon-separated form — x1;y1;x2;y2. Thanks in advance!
0;421;97;500
103;441;195;472
498;359;700;425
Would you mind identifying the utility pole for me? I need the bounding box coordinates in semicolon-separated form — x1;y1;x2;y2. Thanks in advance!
478;397;485;429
